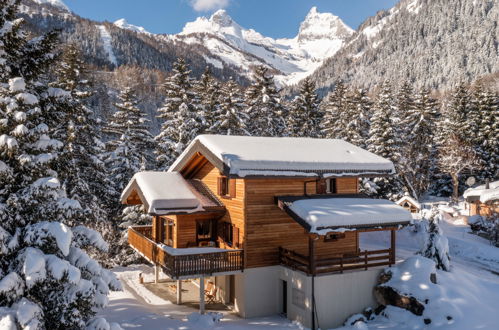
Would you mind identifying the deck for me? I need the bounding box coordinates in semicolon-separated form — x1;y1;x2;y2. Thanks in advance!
128;226;244;279
279;247;394;275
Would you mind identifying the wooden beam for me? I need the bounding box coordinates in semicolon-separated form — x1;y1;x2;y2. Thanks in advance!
390;229;396;265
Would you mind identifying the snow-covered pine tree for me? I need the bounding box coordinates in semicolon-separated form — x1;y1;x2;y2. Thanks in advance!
194;66;220;134
245;65;285;136
287;77;321;137
321;80;349;139
418;207;450;271
395;81;415;140
218;78;249;136
398;87;439;199
106;86;154;193
51;43;116;226
471;85;498;180
155;58;200;169
367;80;402;198
0;1;120;328
343;88;372;148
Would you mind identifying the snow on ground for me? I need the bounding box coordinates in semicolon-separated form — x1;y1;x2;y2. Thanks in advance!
101;265;301;329
102;203;499;329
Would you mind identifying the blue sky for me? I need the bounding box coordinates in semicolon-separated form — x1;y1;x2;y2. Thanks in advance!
65;0;399;38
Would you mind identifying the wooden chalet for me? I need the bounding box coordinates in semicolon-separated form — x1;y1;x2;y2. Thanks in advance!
464;180;499;217
121;135;412;329
396;195;421;213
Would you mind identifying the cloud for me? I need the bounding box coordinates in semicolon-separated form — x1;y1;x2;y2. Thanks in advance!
190;0;230;12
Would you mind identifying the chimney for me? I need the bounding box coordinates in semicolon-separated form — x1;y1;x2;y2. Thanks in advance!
485;178;490;189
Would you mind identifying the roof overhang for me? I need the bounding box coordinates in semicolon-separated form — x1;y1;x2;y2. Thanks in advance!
276;195;412;235
121;172;225;216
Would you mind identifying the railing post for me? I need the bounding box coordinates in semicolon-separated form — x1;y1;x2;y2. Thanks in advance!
390;229;396;266
364;251;368;270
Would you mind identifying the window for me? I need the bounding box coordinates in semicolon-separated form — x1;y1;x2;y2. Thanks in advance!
196;219;216;245
325;178;337;194
162;218;174;246
324;232;346;242
218;176;230;197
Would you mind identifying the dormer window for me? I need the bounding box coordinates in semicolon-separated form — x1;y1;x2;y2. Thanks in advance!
325;178;337;194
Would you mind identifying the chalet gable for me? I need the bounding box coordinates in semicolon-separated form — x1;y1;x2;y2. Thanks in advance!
169;135;395;179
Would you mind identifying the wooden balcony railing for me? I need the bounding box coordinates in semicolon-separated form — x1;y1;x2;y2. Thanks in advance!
128;226;244;279
279;247;393;275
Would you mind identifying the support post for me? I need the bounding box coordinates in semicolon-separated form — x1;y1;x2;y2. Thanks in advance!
176;280;182;305
154;264;159;284
308;236;316;275
199;277;205;314
390;229;396;266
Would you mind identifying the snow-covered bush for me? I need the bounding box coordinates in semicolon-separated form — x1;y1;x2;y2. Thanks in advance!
417;207;451;271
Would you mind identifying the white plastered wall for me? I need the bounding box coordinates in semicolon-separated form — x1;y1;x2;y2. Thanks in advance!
233;266;382;329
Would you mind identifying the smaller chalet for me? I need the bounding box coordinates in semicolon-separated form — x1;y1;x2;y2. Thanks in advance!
396;195;421;213
121;135;412;329
464;180;499;217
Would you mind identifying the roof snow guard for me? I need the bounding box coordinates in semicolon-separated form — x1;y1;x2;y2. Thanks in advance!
277;195;412;235
169;135;395;178
121;172;224;215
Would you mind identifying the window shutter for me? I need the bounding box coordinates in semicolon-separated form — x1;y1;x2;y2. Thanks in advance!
217;177;223;195
233;226;240;248
229;178;237;198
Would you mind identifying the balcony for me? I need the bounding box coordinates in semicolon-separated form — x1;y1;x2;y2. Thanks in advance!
128;226;244;279
279;246;393;275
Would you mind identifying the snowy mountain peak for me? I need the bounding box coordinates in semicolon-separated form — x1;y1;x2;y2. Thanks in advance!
210;9;233;27
297;7;354;43
32;0;69;11
114;19;150;34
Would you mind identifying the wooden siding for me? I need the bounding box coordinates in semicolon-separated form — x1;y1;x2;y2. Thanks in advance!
244;178;359;268
180;155;362;269
191;161;245;251
336;178;359;194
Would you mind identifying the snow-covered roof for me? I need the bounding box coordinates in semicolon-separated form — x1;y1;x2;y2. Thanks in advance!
170;135;395;178
121;172;203;215
278;197;412;234
464;180;499;203
396;195;421;209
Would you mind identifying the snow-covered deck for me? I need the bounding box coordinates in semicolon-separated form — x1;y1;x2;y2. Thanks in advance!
278;196;412;234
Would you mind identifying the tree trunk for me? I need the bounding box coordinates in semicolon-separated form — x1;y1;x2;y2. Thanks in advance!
451;173;459;203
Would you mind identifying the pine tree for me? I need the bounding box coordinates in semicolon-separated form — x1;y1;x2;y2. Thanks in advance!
367;81;402;198
106;86;154;192
0;2;120;328
287;77;321;137
321;80;349;139
51;44;115;226
418;207;451;271
245;66;285;136
218;78;249;136
471;85;498;180
345;88;372;149
398;87;439;199
195;67;220;134
155;58;200;169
